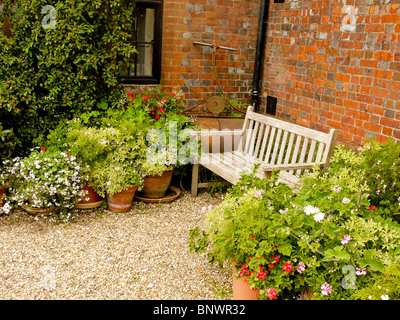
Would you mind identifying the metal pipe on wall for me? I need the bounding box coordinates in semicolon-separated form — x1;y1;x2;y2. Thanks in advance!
251;0;270;112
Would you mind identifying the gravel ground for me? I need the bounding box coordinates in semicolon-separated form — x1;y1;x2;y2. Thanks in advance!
0;191;232;300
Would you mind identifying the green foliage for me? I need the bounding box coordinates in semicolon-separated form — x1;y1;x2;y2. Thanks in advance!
0;0;137;161
359;138;400;219
189;140;400;299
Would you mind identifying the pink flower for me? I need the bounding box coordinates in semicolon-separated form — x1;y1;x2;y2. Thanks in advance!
321;282;333;295
297;262;306;274
266;288;277;299
341;235;351;245
356;268;367;276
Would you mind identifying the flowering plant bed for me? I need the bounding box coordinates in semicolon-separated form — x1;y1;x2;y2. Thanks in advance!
189;139;400;300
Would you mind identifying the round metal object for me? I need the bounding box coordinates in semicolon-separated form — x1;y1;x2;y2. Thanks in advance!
206;95;226;116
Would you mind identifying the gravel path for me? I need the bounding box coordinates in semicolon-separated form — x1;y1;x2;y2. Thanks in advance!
0;192;232;300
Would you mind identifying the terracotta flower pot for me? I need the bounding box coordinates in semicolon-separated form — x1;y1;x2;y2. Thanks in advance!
0;187;6;208
232;262;259;300
140;170;174;199
75;182;104;209
106;186;137;212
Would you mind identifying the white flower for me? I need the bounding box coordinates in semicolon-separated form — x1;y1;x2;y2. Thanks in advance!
333;185;342;193
313;211;325;222
342;197;351;204
304;205;315;215
381;295;389;300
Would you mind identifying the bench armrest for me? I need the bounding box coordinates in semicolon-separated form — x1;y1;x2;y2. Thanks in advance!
261;163;324;172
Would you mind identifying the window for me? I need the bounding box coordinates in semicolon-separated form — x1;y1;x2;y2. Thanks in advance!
120;0;163;84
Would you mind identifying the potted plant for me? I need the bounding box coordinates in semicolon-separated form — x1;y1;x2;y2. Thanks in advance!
35;119;108;209
128;86;198;199
5;148;88;221
88;121;148;212
189;167;297;300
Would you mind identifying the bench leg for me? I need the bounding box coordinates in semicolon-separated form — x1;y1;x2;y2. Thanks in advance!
191;163;200;197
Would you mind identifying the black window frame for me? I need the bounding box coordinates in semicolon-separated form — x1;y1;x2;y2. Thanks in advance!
120;0;163;85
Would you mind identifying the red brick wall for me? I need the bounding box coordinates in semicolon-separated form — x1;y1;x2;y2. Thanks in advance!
259;0;400;147
149;0;259;113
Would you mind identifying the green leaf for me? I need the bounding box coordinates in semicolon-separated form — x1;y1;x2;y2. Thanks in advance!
277;242;292;256
323;246;350;261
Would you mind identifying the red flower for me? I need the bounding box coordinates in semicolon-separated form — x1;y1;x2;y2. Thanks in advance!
163;98;167;103
171;93;175;96
158;107;164;112
268;263;274;269
143;95;149;100
66;152;71;157
256;271;267;280
369;205;377;210
283;263;293;273
250;235;255;239
127;92;133;100
40;148;46;152
271;255;280;263
155;114;160;120
266;288;277;300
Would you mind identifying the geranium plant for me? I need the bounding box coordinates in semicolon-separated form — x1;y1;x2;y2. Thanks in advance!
189;167;298;300
5;148;88;220
127;86;199;176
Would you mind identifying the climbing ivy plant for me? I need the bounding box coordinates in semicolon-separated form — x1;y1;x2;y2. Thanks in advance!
0;0;137;161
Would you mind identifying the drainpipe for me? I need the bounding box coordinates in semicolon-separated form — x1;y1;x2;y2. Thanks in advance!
251;0;270;112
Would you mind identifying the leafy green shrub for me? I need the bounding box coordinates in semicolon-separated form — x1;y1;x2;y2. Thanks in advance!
189;140;400;300
0;0;137;160
359;139;400;219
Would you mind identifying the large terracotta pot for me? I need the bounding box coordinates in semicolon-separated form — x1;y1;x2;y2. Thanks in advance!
0;187;6;208
232;262;259;300
106;186;137;212
140;170;174;199
75;181;104;209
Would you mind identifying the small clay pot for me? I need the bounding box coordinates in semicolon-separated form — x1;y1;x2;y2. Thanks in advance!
106;186;137;213
140;170;174;199
75;182;104;209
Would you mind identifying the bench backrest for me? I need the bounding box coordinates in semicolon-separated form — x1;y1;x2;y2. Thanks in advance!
238;106;338;175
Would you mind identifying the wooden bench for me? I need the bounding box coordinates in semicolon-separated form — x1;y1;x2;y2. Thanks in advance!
191;106;338;196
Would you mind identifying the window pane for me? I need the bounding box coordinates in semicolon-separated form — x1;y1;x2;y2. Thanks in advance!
136;7;154;76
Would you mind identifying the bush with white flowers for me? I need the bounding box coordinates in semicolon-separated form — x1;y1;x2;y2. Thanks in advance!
5;148;89;219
